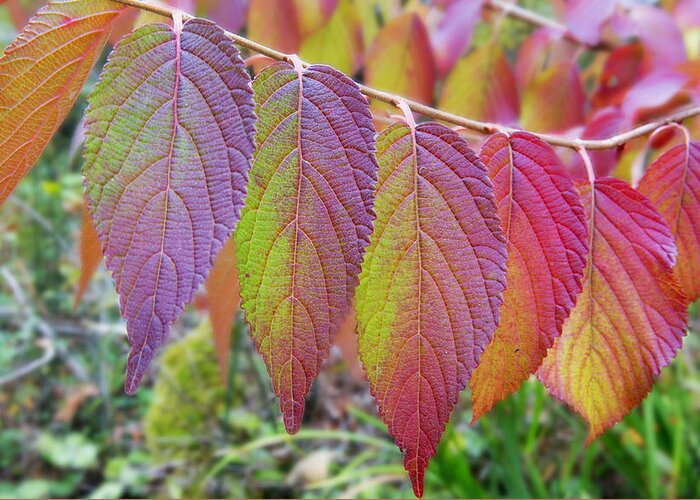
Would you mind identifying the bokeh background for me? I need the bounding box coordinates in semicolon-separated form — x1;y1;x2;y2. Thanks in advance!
1;0;699;498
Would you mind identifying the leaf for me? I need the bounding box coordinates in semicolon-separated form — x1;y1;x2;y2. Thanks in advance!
299;0;363;75
205;237;240;385
638;142;700;302
0;0;124;205
520;62;585;133
569;107;627;180
470;132;588;420
592;42;644;109
621;71;689;123
565;0;614;45
364;12;436;111
430;0;484;77
74;197;103;310
235;62;378;434
356;121;507;497
538;177;688;441
439;43;519;125
83;18;256;394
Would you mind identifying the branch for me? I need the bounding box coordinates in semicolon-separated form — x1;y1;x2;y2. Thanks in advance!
108;0;700;150
483;0;615;51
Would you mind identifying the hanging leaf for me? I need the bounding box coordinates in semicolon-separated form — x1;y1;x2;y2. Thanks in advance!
430;0;484;77
83;18;256;394
236;62;378;434
299;0;363;75
565;0;615;45
356;121;507;497
205;237;241;385
364;12;436;112
74;197;103;309
520;62;585;133
0;0;124;205
439;43;519;125
539;177;687;441
470;132;588;420
638;141;700;302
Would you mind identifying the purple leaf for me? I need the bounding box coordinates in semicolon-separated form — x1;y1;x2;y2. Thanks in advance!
83;19;256;394
431;0;484;77
236;62;378;433
565;0;615;45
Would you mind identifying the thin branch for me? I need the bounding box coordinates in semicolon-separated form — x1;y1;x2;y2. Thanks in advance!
108;0;700;150
483;0;614;50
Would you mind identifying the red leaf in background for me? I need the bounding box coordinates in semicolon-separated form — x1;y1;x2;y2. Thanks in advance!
247;0;302;54
622;71;690;123
205;238;240;385
514;29;577;91
569;108;627;180
520;62;585;133
74;198;103;310
611;4;687;72
430;0;484;77
470;132;588;420
638;142;700;302
439;43;519;125
592;42;645;109
365;13;436;110
200;0;249;33
539;178;687;441
565;0;615;45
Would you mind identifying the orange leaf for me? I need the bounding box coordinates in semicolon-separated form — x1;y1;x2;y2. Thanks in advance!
205;237;240;385
74;197;103;309
0;0;124;205
539;178;687;442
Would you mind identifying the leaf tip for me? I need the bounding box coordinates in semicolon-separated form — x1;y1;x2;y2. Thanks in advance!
281;398;305;434
124;348;154;396
407;463;425;498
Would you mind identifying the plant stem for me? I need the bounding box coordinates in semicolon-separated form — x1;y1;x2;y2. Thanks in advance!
108;0;700;151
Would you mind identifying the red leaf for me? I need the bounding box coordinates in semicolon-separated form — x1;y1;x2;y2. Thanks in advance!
622;71;689;123
592;42;645;109
565;0;615;45
539;178;687;441
430;0;484;77
470;132;588;420
569;107;627;180
356;122;507;497
638;142;700;302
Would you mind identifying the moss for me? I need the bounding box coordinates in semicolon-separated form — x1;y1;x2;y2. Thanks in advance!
143;321;226;495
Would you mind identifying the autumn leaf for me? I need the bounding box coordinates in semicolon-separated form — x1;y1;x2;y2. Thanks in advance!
356;121;507;497
470;132;588;420
0;0;124;205
83;18;256;394
638;141;700;302
74;197;103;310
364;12;436;113
299;0;363;75
205;237;241;385
439;43;519;125
539;177;688;441
565;0;615;45
520;62;585;133
235;62;377;434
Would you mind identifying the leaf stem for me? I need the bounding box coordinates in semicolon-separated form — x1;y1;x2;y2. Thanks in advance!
108;0;700;151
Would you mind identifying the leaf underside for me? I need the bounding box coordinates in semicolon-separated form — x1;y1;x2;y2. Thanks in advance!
538;177;687;441
83;19;256;394
470;132;588;420
235;62;378;434
75;197;103;309
356;121;507;497
638;142;700;302
0;0;123;205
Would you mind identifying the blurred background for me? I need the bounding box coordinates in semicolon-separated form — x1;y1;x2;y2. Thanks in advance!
1;0;699;498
